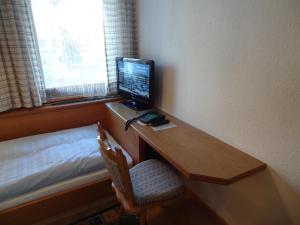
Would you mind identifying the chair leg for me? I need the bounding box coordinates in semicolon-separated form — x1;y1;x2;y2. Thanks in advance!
139;210;147;225
117;205;124;225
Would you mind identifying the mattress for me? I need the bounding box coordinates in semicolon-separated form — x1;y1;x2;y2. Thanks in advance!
0;124;132;206
0;170;109;211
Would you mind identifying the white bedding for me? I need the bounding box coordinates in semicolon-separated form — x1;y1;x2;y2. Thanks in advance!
0;170;109;211
0;124;132;204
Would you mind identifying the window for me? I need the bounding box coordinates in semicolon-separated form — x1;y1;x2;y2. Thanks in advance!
31;0;107;98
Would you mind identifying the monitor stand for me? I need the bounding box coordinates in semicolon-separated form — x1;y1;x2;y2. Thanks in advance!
122;100;151;111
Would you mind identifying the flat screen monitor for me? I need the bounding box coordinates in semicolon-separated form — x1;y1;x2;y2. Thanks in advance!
116;57;154;110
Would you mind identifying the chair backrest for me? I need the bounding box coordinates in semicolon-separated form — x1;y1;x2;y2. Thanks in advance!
97;123;136;206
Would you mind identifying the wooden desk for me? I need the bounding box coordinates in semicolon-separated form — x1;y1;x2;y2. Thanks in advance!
105;102;266;185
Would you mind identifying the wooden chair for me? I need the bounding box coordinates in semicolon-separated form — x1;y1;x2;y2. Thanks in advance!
97;123;186;225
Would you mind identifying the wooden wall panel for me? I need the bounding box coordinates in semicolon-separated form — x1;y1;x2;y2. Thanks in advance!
0;101;108;142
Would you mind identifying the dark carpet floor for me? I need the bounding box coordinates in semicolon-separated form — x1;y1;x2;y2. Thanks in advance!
70;206;139;225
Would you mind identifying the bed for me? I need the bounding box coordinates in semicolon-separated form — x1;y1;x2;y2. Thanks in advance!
0;124;132;223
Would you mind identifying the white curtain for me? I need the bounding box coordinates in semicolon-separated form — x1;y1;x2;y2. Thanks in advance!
0;0;138;111
103;0;138;95
0;0;46;113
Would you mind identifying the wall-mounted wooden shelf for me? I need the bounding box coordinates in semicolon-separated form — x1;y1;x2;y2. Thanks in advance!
105;102;266;185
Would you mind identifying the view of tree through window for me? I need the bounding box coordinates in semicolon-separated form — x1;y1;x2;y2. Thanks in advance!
31;0;107;89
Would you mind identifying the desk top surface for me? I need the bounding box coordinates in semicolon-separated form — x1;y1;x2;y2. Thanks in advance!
106;102;266;185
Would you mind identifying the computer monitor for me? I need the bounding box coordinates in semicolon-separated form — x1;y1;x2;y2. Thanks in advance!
116;57;154;110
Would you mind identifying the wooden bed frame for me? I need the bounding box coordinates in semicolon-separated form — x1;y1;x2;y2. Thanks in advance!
0;99;118;225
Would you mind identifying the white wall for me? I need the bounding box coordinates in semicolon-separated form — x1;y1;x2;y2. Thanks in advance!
137;0;300;224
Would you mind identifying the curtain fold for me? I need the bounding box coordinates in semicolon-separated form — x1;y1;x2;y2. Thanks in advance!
103;0;138;95
0;0;138;111
0;0;46;113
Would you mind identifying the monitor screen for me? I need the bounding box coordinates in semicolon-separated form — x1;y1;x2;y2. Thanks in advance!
117;58;153;100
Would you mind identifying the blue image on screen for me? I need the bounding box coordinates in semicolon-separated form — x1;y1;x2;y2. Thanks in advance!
118;61;150;98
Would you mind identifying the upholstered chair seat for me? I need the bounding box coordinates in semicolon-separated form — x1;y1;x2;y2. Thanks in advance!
130;159;185;206
97;123;186;225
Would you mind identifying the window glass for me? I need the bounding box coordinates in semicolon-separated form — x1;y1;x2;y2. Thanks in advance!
31;0;107;89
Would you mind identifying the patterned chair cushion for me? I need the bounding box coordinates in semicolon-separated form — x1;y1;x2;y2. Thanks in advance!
129;159;185;206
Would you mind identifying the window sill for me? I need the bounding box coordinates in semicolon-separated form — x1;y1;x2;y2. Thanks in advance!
0;96;121;119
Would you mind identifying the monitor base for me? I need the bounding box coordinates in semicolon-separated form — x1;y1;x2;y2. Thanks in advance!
122;100;151;111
